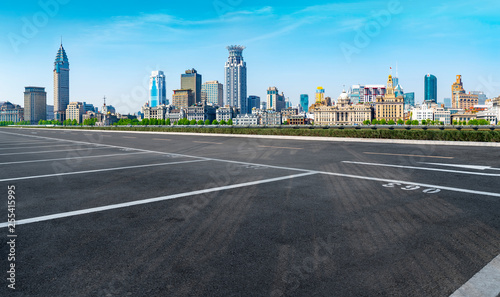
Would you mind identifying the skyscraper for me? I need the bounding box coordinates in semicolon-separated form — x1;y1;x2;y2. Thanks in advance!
54;43;69;122
267;87;286;112
424;74;437;103
225;46;247;113
247;95;260;112
149;71;166;107
300;94;309;113
181;69;202;104
201;81;223;106
24;87;46;124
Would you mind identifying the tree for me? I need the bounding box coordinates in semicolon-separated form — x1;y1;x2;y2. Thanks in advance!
212;119;219;125
205;119;211;125
397;119;404;125
411;120;419;125
227;119;233;125
362;120;370;125
220;120;227;125
421;119;427;125
405;119;411;125
190;119;197;125
388;120;395;125
166;118;171;125
197;120;204;125
371;119;379;125
380;119;387;125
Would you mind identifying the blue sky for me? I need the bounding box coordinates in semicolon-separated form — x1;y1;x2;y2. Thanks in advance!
1;0;499;113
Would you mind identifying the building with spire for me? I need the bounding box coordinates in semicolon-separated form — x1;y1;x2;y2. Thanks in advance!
53;43;69;122
375;75;404;122
451;75;478;110
224;46;247;113
149;71;167;107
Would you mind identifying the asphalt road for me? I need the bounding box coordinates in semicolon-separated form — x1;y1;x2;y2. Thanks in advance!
0;127;499;297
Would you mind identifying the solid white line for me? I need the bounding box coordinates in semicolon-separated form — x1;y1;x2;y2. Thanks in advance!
259;145;303;150
342;161;500;177
2;130;500;198
0;140;68;146
193;141;223;144
0;172;317;228
0;159;207;183
420;162;500;171
0;152;152;166
0;146;111;156
0;143;79;151
363;152;454;159
318;170;500;197
449;254;500;297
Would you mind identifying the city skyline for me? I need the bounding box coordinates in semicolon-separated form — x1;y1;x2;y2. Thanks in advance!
1;0;500;114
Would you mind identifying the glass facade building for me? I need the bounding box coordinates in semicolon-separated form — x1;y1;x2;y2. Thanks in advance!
300;94;309;112
424;74;437;102
149;71;166;108
247;95;260;112
404;92;415;109
24;87;47;124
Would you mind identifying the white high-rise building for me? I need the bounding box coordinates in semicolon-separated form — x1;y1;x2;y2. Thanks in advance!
149;71;166;107
201;81;223;106
225;45;247;114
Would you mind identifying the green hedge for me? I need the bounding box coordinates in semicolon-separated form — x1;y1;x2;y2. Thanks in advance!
24;126;500;142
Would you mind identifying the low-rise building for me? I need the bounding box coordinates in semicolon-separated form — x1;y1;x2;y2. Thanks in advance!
66;102;85;123
451;113;477;124
281;108;299;124
234;114;259;125
313;90;373;125
288;114;309;125
0;101;24;123
187;104;216;122
216;106;237;122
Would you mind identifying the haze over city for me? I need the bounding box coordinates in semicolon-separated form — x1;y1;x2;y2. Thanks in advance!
1;0;499;114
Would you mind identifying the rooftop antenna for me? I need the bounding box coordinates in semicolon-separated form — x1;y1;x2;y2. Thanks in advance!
103;96;106;106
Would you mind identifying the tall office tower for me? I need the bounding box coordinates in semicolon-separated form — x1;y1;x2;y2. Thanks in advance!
315;87;325;103
404;92;415;109
424;74;437;103
267;87;286;112
224;45;247;113
451;75;465;108
24;87;47;124
181;69;202;104
247;95;260;112
443;98;452;108
300;94;309;112
54;43;69;121
201;81;223;106
149;71;166;107
470;91;487;105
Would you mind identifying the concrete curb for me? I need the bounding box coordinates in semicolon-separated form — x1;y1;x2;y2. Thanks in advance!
9;127;500;147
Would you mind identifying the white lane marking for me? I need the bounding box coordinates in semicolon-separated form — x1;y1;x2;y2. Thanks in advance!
153;138;171;141
0;140;69;146
364;152;454;159
193;141;223;145
0;147;111;156
0;159;206;183
2;130;500;198
0;172;317;228
420;162;500;171
123;136;136;139
0;143;79;151
342;161;500;177
450;254;500;297
319;170;500;197
0;152;152;166
259;145;303;150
